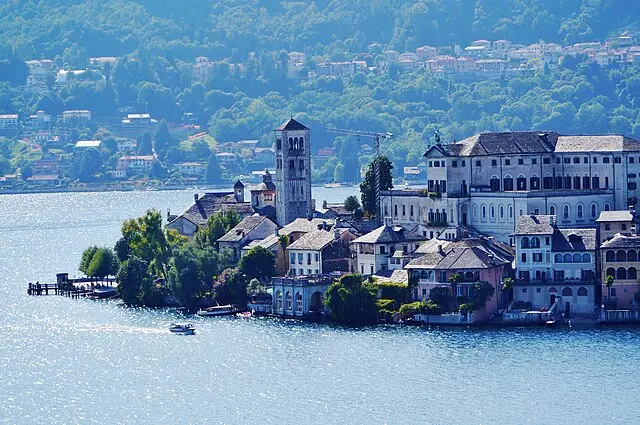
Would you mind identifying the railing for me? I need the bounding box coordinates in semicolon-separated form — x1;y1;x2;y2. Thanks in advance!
601;309;640;322
514;278;596;286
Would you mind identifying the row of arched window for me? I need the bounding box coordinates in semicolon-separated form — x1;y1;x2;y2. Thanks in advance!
473;204;514;221
605;250;640;262
521;237;542;249
605;267;638;280
489;174;604;192
275;291;304;313
554;253;591;263
549;287;589;296
288;137;304;150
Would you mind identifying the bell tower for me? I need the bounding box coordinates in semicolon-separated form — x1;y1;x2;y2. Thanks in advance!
274;118;312;226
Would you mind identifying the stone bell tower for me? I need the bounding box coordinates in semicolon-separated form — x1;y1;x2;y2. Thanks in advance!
274;118;312;226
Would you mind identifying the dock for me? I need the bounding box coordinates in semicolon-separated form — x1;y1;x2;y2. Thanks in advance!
27;273;117;299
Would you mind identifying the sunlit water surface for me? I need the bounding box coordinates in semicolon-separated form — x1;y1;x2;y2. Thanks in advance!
0;188;638;424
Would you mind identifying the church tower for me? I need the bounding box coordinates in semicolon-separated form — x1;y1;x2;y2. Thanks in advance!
274;118;312;226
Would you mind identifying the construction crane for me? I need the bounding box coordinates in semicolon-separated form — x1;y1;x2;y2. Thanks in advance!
327;127;394;223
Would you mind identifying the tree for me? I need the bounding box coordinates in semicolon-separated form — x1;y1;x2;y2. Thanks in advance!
238;246;276;282
86;248;119;281
137;133;153;155
116;256;150;305
212;268;247;307
205;153;222;184
605;274;614;307
79;246;99;274
193;211;241;249
324;274;378;325
344;195;361;212
333;163;344;183
21;164;33;181
168;245;217;309
153;119;174;157
448;273;462;311
150;159;167;180
360;155;393;217
77;147;102;182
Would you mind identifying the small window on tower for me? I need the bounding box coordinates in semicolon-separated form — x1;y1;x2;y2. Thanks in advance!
299;159;304;169
276;139;282;150
299;137;304;149
289;160;295;169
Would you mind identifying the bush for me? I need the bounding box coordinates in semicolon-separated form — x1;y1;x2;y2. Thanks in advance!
376;298;395;312
423;300;442;315
399;301;425;317
375;282;411;304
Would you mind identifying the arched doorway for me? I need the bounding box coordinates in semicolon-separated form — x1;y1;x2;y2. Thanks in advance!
309;291;324;313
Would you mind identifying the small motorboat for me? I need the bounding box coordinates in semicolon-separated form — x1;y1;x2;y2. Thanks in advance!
197;304;237;317
169;323;195;335
236;311;253;319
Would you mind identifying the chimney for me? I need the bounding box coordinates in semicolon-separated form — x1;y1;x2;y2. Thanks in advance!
438;244;444;255
275;228;280;236
322;220;327;230
322;200;328;209
384;217;393;227
194;193;199;203
334;227;340;240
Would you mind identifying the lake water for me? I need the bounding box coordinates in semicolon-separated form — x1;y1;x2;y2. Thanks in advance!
1;188;639;424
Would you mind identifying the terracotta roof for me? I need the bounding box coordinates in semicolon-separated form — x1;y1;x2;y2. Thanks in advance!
407;237;514;270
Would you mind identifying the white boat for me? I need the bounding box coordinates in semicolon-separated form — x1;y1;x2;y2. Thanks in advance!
196;304;237;317
169;323;195;335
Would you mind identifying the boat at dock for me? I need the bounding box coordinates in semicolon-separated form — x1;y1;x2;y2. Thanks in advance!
197;304;238;317
169;323;195;335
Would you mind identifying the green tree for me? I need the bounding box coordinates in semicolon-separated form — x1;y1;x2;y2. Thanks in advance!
360;155;393;217
116;256;150;305
193;211;241;248
324;274;378;325
21;164;33;181
77;147;102;182
344;195;361;212
333;163;344;183
153;119;174;157
86;248;119;281
79;246;99;275
137;133;153;156
238;246;276;282
205;153;222;184
150;159;167;180
605;274;614;307
212;268;247;307
168;245;218;309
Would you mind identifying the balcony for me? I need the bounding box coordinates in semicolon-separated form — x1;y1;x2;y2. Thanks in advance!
514;277;596;286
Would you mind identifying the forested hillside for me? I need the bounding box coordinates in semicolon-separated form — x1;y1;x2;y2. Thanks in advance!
0;0;640;183
1;0;639;58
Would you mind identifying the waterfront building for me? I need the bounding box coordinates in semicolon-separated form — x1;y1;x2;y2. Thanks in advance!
405;236;513;321
287;228;356;276
352;219;426;275
274;118;312;226
0;114;19;132
511;214;597;314
383;132;640;243
271;275;333;318
218;214;279;260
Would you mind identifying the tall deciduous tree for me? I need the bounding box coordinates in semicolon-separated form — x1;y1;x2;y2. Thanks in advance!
238;246;276;283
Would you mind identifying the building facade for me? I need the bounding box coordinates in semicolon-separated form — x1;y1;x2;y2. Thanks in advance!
274;118;312;226
382;132;640;243
512;214;597;314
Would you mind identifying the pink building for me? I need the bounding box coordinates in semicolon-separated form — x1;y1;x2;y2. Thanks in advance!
406;237;514;323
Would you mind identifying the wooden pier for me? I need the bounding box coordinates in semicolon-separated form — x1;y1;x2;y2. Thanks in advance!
27;273;117;299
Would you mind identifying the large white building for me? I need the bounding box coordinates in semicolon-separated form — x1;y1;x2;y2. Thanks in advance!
382;132;640;243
